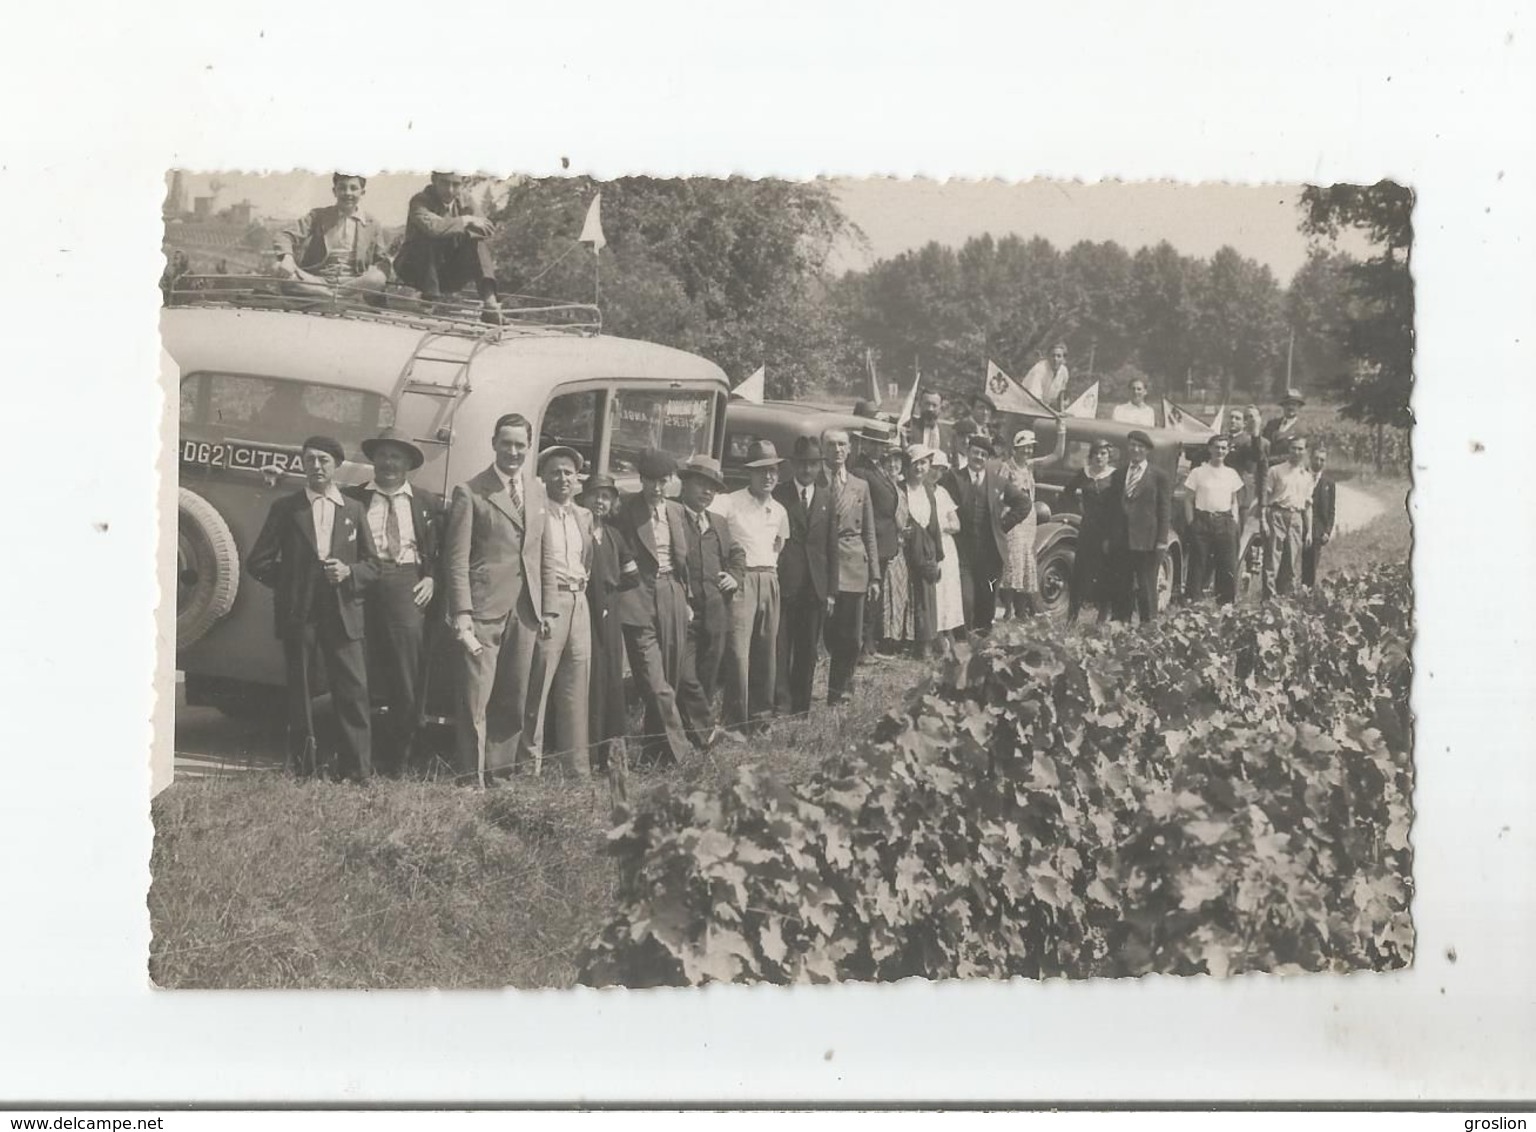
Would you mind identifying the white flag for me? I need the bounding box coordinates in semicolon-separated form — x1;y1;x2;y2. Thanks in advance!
1210;404;1226;433
896;369;921;432
731;365;765;404
985;359;1058;416
1063;381;1100;419
579;193;606;252
1162;397;1217;436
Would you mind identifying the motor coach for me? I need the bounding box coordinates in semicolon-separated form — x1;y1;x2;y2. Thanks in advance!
169;282;729;712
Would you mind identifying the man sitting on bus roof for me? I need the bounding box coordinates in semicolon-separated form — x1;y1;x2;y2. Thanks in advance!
393;172;502;322
274;174;391;293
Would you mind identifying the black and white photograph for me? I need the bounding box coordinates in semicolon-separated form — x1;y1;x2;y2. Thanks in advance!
153;171;1414;990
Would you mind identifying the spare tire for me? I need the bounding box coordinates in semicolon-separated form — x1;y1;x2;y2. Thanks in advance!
177;488;240;649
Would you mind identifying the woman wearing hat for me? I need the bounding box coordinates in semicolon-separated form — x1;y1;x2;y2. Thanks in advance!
577;471;636;776
872;443;911;651
997;428;1043;619
1060;437;1118;623
900;444;943;657
926;451;965;638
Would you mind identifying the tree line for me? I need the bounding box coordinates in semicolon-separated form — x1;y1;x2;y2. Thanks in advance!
483;178;1409;427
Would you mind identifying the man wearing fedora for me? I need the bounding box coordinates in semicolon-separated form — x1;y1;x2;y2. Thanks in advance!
613;449;694;767
821;428;881;706
1263;389;1307;457
773;435;834;717
248;435;381;781
675;455;742;745
347;428;443;775
711;440;789;736
446;412;545;787
1107;430;1173;624
577;472;638;774
517;446;594;778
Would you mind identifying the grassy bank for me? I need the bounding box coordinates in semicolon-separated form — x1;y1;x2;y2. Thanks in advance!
150;480;1411;989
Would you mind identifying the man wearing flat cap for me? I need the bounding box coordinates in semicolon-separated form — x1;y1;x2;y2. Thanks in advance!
446;412;545;787
345;428;443;775
773;435;835;717
711;440;789;736
516;446;594;778
248;435;381;781
676;455;742;746
613;448;694;766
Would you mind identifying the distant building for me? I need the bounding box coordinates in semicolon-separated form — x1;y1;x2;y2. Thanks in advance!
193;196;213;220
162;171;188;221
224;201;253;226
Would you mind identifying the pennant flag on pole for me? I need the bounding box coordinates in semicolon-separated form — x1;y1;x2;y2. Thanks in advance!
896;368;921;432
985;359;1059;417
1161;397;1218;436
579;193;606;252
1210;404;1226;433
864;349;882;408
1063;381;1100;420
730;365;765;404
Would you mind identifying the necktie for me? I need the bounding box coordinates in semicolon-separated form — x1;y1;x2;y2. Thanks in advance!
1127;465;1143;496
509;475;523;524
801;486;810;510
383;493;402;561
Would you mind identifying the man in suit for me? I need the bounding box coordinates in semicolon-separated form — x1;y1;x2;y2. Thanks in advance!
517;446;594;779
345;428;442;776
950;431;1031;633
248;435;381;781
446;412;545;787
1263;389;1306;457
675;456;742;745
613;449;694;767
1301;443;1336;588
774;436;833;717
393;171;502;321
577;473;637;774
821;428;881;706
851;435;903;657
1107;430;1174;624
902;390;956;465
274;173;392;292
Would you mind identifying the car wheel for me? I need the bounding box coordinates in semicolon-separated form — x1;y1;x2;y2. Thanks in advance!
177;488;241;649
1037;541;1075;621
1156;544;1179;613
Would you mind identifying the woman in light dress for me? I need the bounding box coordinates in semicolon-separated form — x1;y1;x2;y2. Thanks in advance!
927;450;966;638
901;445;942;657
997;429;1042;618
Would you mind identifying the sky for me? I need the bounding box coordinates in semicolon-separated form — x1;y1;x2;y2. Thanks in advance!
169;172;1372;285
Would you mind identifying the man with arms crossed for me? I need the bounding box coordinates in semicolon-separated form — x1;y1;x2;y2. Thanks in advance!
446;412;544;787
517;446;593;779
248;435;380;781
820;429;881;706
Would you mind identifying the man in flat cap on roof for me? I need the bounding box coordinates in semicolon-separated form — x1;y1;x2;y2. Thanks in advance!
248;435;381;781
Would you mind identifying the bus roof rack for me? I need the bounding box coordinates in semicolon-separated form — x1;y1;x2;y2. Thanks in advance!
164;275;602;339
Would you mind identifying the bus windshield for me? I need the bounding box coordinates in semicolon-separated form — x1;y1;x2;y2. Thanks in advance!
609;389;715;474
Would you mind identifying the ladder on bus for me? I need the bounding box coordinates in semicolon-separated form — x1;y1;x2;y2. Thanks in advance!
390;329;490;496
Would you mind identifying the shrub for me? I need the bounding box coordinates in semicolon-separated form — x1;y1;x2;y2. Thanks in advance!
578;566;1414;985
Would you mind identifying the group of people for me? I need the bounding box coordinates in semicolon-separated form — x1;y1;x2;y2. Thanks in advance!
247;417;913;786
271;172;505;320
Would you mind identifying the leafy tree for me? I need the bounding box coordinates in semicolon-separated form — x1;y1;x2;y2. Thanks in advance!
1192;246;1286;399
486;176;860;399
1298;182;1414;427
1129;241;1204;396
1286;249;1357;394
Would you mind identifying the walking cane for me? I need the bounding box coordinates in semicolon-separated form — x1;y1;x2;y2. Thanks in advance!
297;634;319;778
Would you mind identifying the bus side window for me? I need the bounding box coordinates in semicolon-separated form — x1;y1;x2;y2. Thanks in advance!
541;389;604;472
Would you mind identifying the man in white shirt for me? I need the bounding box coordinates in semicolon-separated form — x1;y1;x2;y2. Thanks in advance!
347;428;442;775
1182;433;1245;604
712;439;790;736
1111;379;1158;428
1263;436;1316;597
517;447;594;778
275;174;392;293
248;435;381;781
1021;343;1070;410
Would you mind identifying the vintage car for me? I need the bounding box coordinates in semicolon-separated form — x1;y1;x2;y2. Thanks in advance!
169;280;730;714
1007;411;1262;617
720;399;899;490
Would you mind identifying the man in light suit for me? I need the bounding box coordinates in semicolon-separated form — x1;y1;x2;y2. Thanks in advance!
613;449;694;767
774;436;833;717
248;435;381;781
1107;430;1173;624
820;428;881;706
950;431;1031;633
345;427;443;776
517;446;594;779
675;455;742;746
446;412;545;787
